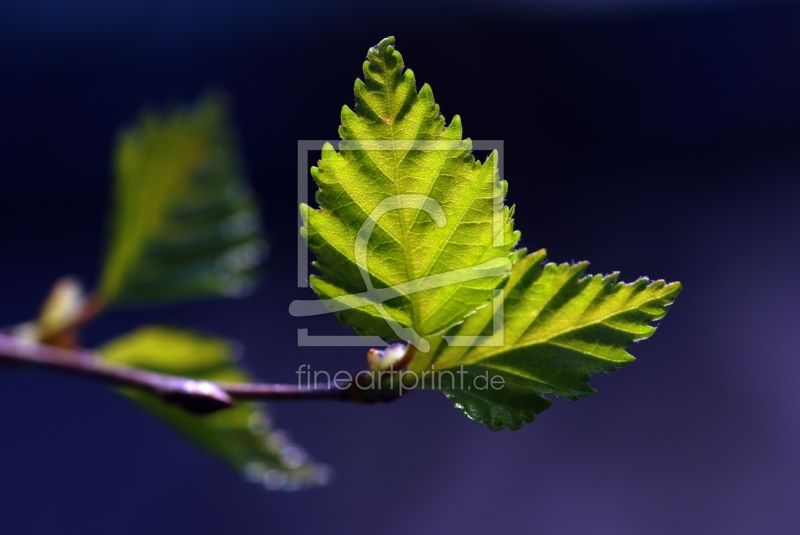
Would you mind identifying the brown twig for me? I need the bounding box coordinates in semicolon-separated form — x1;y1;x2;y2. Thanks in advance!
0;333;359;414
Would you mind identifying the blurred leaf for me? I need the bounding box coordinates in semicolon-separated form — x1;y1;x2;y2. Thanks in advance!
99;96;266;305
100;326;330;490
411;249;681;431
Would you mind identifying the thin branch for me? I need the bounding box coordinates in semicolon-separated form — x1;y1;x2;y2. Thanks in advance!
0;333;358;414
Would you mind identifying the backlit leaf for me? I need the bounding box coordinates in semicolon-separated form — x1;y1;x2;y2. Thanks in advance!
301;37;518;351
411;250;681;430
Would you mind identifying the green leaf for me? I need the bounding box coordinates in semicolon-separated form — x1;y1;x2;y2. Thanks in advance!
302;37;518;351
98;96;266;305
100;326;330;490
410;249;681;431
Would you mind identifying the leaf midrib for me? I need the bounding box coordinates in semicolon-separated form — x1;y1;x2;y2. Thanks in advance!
381;65;420;331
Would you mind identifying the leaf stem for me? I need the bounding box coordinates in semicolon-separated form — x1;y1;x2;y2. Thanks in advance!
0;333;362;414
392;344;417;370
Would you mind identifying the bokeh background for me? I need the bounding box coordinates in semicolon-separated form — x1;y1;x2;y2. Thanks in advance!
1;0;799;533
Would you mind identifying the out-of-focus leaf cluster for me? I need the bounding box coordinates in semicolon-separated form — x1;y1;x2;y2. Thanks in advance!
82;97;325;489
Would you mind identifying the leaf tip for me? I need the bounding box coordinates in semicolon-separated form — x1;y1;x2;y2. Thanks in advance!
374;36;396;52
366;36;400;70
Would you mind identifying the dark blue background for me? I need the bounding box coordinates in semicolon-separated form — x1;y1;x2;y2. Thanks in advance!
1;1;799;533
